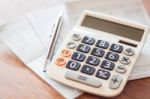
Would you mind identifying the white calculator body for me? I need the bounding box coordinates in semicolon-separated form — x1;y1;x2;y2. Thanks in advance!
47;11;149;97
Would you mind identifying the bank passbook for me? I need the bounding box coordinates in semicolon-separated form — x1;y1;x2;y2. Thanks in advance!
47;11;149;97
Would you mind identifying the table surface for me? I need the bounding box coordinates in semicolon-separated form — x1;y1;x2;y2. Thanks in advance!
0;0;150;99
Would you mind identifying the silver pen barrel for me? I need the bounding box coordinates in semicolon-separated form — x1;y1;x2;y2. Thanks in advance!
43;11;63;72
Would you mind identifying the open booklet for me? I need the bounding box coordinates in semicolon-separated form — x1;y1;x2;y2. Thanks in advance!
0;0;150;98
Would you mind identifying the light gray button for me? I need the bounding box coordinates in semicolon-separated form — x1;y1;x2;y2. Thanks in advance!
66;41;76;49
65;71;102;87
109;75;122;89
124;48;135;56
120;56;131;65
115;65;127;74
72;34;81;41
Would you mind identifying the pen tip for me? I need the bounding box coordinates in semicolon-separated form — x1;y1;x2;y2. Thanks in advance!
43;60;49;72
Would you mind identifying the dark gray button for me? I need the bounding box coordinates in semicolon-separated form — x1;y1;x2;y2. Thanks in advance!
65;71;102;87
96;40;109;49
81;65;95;75
66;60;81;71
72;34;81;41
105;52;119;62
91;48;105;57
82;36;95;45
124;48;135;56
110;44;123;53
77;44;91;53
66;41;76;49
96;69;110;80
72;52;86;62
109;75;122;89
115;65;127;74
101;60;115;70
120;56;130;65
86;56;100;66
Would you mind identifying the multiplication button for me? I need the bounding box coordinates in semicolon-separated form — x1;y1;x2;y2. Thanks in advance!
82;36;95;45
96;69;110;80
72;52;86;62
77;44;91;53
120;56;130;65
66;60;81;71
81;65;95;75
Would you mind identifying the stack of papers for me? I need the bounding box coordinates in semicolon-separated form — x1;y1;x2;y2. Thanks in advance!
0;0;150;98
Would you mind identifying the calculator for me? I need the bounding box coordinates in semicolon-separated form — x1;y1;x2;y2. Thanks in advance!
47;11;149;97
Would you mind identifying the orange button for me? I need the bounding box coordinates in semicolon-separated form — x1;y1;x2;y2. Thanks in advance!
61;49;71;57
55;58;66;66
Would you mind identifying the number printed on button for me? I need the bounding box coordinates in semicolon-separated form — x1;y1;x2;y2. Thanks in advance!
110;44;123;53
86;56;100;66
77;44;91;53
82;36;95;45
105;52;119;62
101;60;115;70
91;48;105;57
96;40;109;49
66;60;81;70
72;52;86;62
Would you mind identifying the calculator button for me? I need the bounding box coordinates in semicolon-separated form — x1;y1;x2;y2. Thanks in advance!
66;41;76;49
61;49;71;57
55;58;66;66
101;60;115;70
120;56;131;65
65;71;102;87
66;60;81;71
96;40;109;49
109;75;122;89
86;56;100;66
77;44;91;53
110;44;123;53
72;52;86;62
105;52;119;62
124;48;135;56
91;48;105;57
82;36;95;45
96;69;110;80
81;65;95;75
72;34;81;41
115;65;127;74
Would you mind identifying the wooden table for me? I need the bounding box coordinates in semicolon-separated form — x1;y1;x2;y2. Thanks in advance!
0;0;150;99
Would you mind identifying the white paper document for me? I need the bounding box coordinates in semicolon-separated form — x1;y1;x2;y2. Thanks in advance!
0;5;82;99
0;0;150;98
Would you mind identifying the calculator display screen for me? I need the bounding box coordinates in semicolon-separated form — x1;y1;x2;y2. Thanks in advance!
81;16;144;41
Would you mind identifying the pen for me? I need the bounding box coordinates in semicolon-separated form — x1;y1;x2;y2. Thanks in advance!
43;11;63;72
